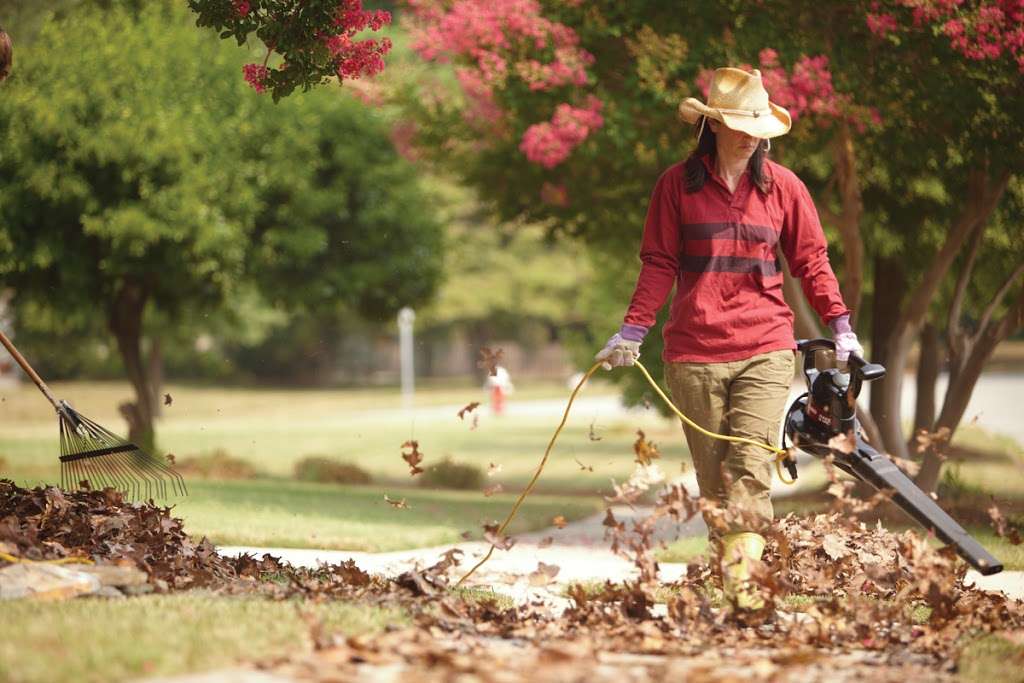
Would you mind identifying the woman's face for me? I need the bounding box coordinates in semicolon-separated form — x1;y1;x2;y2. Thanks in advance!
709;119;761;161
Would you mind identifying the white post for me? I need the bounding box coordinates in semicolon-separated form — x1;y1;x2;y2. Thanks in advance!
398;307;415;409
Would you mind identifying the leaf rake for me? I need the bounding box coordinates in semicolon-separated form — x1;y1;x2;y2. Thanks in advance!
1;329;186;499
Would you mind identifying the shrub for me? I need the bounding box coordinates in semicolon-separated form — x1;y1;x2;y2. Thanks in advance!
174;449;261;480
419;457;483;490
293;456;372;485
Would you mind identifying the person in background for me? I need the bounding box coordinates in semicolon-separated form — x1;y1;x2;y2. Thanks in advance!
485;365;514;417
596;67;862;609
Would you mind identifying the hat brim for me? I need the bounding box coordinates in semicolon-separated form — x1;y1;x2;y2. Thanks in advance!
679;98;791;138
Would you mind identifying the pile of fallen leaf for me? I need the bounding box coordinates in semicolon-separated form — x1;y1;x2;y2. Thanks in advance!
0;479;239;589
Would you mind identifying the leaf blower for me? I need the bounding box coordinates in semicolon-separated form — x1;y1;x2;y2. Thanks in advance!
783;338;1002;576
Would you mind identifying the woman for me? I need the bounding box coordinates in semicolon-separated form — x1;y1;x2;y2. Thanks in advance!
596;67;862;608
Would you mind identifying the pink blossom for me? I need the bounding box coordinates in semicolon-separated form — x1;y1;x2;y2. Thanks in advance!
242;63;270;93
866;12;899;37
520;96;603;168
759;48;780;67
405;0;595;124
233;0;250;17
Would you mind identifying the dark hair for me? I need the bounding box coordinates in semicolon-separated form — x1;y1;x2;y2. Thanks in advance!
0;28;11;82
683;117;772;195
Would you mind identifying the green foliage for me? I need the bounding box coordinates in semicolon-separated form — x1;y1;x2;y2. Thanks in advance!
293;456;372;485
419;456;484;490
0;1;256;330
0;1;443;406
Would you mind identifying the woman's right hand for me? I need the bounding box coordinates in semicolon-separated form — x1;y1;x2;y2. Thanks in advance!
595;333;642;370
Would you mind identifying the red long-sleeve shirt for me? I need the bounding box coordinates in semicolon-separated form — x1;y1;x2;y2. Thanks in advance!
624;156;849;363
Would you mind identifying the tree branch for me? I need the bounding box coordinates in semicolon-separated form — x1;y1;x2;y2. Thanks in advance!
946;219;985;357
829;121;865;321
897;165;1010;337
977;262;1024;338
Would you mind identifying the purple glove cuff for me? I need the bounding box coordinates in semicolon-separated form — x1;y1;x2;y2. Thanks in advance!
828;314;853;336
619;323;648;342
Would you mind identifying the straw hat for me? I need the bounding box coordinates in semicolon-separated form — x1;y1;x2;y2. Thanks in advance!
679;67;791;139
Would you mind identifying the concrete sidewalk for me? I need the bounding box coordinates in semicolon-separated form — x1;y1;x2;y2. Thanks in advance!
220;481;1024;607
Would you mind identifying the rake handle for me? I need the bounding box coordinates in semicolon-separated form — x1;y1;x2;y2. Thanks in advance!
0;329;60;410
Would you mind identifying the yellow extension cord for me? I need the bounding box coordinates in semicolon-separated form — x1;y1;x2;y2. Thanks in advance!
0;551;94;566
455;359;794;586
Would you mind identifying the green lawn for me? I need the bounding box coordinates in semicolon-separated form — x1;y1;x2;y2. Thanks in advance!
958;633;1024;683
0;378;688;493
0;592;406;683
176;478;602;551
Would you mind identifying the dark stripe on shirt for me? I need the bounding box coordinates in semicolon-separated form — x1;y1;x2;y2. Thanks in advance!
680;255;781;276
684;222;778;243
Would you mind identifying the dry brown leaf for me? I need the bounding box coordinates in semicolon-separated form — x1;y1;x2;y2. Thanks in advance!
552;515;568;529
537;536;553;548
476;347;504;376
401;440;424;476
633;430;661;466
483;483;503;497
527;561;560;587
602;508;625;533
482;522;515;550
914;426;952;454
383;494;410;510
163;393;173;406
828;432;857;455
457;402;480;421
588;421;602;441
822;533;851;560
574;458;593;473
988;501;1023;545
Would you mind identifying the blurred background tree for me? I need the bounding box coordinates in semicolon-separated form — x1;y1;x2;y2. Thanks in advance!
0;0;444;449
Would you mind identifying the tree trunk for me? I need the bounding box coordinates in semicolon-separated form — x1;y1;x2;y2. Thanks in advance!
868;255;906;452
148;337;163;418
912;322;940;434
872;165;1009;462
917;290;1024;492
831;121;865;325
108;282;156;452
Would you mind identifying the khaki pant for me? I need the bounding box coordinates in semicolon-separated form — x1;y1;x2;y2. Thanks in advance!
665;350;795;537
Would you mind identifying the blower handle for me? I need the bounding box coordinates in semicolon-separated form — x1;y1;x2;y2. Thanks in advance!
796;338;886;401
0;329;61;410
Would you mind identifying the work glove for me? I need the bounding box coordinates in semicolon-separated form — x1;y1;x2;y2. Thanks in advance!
595;324;647;370
829;314;864;363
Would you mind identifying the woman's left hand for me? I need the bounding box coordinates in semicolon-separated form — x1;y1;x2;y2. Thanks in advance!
834;332;864;363
829;314;864;362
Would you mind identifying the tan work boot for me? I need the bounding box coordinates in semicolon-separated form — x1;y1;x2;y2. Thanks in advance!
720;532;766;610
